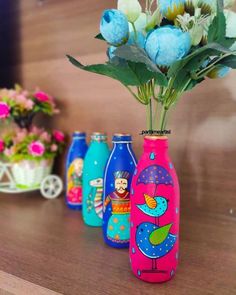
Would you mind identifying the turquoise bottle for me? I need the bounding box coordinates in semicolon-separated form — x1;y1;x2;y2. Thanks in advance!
82;133;110;227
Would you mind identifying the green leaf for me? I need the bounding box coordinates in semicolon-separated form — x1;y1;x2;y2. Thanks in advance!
95;33;105;41
114;45;168;86
208;9;226;44
207;0;235;48
67;55;165;86
149;224;172;246
168;42;232;78
185;78;205;92
220;54;236;68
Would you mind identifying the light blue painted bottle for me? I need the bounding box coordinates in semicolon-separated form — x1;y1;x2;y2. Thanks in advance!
66;132;88;210
82;133;110;227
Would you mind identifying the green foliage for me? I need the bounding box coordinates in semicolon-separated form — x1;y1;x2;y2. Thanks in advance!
220;55;236;68
114;45;168;86
208;1;236;48
168;42;235;91
67;54;167;87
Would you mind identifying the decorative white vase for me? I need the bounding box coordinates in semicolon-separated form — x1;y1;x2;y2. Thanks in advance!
11;159;54;188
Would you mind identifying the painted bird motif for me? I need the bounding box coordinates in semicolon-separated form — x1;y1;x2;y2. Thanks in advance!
135;222;177;271
87;178;103;219
137;194;168;225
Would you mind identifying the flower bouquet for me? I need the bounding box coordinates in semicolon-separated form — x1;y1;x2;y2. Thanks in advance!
67;0;236;283
0;127;65;189
67;0;236;132
0;85;59;129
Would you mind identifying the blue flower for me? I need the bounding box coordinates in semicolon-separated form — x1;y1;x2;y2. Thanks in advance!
127;31;145;48
100;9;129;46
107;46;117;59
207;65;231;79
145;25;191;67
159;0;185;21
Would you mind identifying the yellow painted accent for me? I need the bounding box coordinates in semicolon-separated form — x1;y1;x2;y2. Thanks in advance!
144;194;157;209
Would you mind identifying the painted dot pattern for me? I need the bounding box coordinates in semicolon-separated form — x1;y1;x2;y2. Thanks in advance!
135;222;177;259
136;165;173;186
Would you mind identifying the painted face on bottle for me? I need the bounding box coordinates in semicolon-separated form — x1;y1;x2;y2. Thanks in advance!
74;158;83;175
115;178;128;193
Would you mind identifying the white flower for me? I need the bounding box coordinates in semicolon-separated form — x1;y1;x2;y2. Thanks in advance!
225;9;236;38
118;0;142;23
145;7;162;31
224;0;235;9
129;13;146;32
190;25;204;46
224;9;236;52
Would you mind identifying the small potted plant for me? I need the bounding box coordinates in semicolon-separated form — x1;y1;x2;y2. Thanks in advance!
0;85;59;129
0;127;65;189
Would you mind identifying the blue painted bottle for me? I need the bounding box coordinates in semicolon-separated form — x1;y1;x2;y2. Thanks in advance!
103;134;137;248
82;133;110;227
66;132;88;210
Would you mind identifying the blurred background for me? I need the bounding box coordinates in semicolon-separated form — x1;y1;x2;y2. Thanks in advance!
0;0;235;216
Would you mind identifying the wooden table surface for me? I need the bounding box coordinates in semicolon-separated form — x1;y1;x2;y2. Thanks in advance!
0;193;235;295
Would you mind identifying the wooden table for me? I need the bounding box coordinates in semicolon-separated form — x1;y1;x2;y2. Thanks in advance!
0;193;235;295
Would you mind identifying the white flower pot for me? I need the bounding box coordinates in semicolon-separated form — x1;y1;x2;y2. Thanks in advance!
11;159;54;188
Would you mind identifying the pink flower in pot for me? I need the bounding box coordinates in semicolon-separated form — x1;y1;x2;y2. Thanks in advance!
53;130;65;143
34;91;52;103
28;141;45;157
0;102;10;119
51;144;58;152
40;131;51;143
0;140;4;153
4;147;14;158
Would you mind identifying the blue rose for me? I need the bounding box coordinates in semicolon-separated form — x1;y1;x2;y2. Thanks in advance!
107;46;117;59
107;32;145;60
207;65;231;79
100;9;129;46
145;25;191;67
159;0;186;21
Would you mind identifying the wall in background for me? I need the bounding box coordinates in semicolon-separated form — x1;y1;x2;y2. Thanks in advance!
0;0;236;216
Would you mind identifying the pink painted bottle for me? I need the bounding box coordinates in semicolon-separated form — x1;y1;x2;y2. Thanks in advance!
129;136;180;283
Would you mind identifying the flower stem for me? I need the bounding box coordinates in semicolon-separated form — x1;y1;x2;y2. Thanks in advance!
131;22;138;41
159;105;168;133
125;85;145;104
146;98;153;131
149;98;153;131
195;52;235;79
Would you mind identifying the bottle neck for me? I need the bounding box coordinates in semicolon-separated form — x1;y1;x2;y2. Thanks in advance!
73;138;86;144
143;136;168;153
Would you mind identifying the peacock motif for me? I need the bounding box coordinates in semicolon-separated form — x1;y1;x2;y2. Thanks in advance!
87;178;103;219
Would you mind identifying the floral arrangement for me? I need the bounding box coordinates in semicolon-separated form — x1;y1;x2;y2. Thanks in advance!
68;0;236;132
0;126;65;162
0;85;59;128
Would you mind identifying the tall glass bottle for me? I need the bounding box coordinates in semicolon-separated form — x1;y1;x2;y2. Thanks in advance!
66;132;88;210
129;136;180;283
103;134;137;248
82;133;110;227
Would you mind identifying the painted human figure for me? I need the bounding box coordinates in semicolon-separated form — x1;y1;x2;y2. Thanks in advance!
68;158;83;205
104;171;130;244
